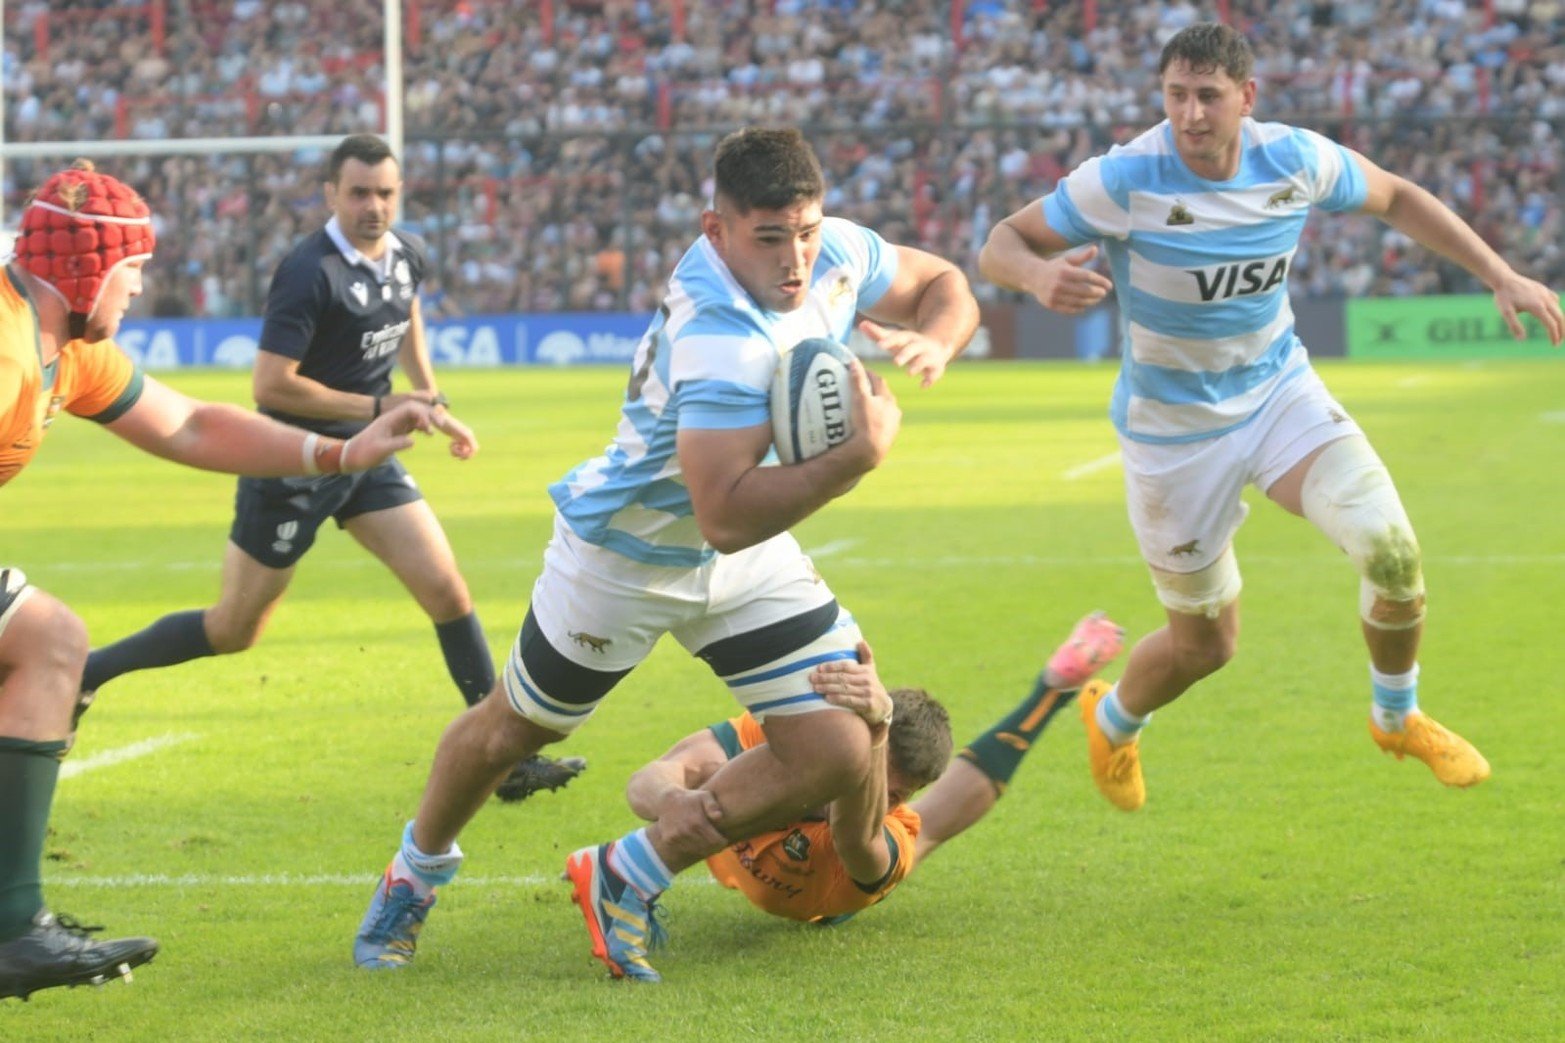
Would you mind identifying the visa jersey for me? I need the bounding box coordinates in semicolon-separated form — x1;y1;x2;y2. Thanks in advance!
1041;118;1367;444
548;217;898;567
258;218;427;438
0;266;144;488
703;713;920;923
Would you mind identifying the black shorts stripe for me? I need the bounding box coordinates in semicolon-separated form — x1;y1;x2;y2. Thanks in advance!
517;606;631;707
694;598;840;677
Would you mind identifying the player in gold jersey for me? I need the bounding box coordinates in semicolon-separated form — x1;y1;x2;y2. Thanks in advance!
565;613;1122;979
0;161;430;1001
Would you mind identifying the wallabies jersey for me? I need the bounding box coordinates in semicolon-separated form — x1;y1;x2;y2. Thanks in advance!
704;713;921;923
258;217;427;438
0;266;143;488
548;217;898;568
1042;117;1367;443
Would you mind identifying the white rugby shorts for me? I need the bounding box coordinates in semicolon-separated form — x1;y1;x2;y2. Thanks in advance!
1119;367;1364;574
505;515;856;732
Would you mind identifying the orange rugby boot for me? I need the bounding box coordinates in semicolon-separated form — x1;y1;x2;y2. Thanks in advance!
1369;712;1490;787
1079;679;1146;811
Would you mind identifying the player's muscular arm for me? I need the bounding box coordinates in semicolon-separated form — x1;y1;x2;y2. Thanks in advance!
625;730;730;821
679;361;900;553
979;205;1113;315
858;246;980;387
1355;154;1513;289
1353;153;1564;346
105;376;424;475
815;644;894;883
828;752;893;885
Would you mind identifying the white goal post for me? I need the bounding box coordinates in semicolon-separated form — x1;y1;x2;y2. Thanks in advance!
0;0;405;231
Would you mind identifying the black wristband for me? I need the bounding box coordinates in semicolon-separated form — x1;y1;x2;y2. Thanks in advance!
372;395;382;418
432;393;450;409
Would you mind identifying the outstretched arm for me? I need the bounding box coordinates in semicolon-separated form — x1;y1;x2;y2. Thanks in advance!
1354;151;1563;346
858;245;981;388
105;376;429;475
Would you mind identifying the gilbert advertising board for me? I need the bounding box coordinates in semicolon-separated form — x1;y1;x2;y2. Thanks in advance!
1347;295;1564;360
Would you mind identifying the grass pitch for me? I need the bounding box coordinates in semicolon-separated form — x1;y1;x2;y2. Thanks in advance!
3;359;1561;1041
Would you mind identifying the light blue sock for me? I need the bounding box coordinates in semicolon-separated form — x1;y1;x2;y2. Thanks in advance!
1371;663;1419;732
607;827;673;901
390;820;464;898
1096;685;1150;745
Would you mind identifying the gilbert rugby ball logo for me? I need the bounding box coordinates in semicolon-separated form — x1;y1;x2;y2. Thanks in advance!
813;367;848;445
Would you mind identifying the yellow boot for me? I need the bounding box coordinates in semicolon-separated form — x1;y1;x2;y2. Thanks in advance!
1080;680;1146;811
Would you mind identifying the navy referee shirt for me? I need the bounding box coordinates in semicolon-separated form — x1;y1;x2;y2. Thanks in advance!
257;216;429;438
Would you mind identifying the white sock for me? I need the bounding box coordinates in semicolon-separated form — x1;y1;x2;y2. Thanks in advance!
390;820;463;898
1370;663;1419;732
1095;685;1149;745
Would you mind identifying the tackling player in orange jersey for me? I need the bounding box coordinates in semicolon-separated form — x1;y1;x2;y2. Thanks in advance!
0;161;432;1001
565;612;1122;977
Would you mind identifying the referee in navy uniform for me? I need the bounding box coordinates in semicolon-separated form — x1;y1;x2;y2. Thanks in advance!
82;134;578;801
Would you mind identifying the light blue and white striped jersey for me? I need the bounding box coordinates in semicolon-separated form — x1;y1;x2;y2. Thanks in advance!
1042;117;1367;443
549;216;899;566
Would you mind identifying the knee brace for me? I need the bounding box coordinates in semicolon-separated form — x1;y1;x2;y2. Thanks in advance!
1151;546;1242;620
1299;437;1426;630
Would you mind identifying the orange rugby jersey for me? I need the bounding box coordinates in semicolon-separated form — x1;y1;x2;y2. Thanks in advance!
704;713;921;923
0;266;143;488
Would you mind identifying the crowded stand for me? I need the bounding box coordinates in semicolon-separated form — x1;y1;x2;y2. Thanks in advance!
4;0;1561;317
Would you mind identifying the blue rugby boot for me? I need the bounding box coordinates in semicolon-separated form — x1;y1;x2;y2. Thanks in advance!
564;843;667;983
354;869;435;970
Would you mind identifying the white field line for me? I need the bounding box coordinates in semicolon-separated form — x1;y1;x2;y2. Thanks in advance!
50;872;716;889
1062;451;1122;481
60;733;199;779
37;551;1565;575
1540;411;1565;423
824;553;1565;568
805;538;861;558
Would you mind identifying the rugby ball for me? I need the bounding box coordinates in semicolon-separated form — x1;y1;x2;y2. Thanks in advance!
771;338;856;464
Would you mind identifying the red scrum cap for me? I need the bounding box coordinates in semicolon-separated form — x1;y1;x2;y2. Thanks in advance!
14;159;156;318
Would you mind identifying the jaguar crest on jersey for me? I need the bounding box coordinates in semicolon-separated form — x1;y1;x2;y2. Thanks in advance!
828;274;854;308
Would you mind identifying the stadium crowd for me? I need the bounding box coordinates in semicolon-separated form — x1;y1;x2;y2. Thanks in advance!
3;0;1561;316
